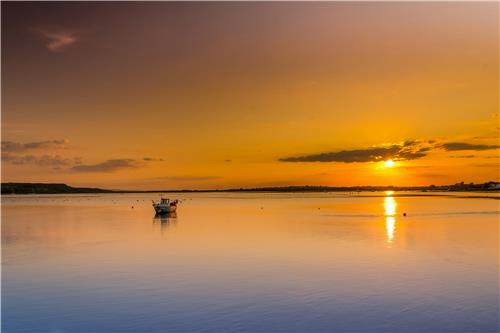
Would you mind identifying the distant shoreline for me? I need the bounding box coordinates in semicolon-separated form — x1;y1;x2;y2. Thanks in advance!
2;182;499;195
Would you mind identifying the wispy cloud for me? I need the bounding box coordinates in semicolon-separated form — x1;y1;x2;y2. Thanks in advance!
71;159;141;173
439;142;500;151
2;154;72;166
1;138;159;174
1;139;160;173
1;139;77;170
143;157;164;162
450;155;475;158
2;139;68;153
33;27;79;52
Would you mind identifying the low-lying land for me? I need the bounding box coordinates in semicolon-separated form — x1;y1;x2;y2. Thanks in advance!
1;183;113;195
1;181;499;195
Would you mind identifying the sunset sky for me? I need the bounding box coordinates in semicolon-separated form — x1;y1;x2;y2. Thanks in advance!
2;2;499;190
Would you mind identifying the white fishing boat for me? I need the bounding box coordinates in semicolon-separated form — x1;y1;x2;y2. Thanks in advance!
152;198;178;214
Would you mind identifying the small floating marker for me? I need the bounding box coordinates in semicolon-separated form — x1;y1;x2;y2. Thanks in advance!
132;206;134;209
403;213;407;217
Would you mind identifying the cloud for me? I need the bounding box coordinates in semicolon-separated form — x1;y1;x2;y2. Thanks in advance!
450;155;475;158
279;138;500;164
34;28;79;52
402;140;419;147
2;139;68;153
1;139;157;173
2;154;72;166
143;157;164;162
439;142;500;151
71;159;141;173
2;139;75;168
280;143;427;163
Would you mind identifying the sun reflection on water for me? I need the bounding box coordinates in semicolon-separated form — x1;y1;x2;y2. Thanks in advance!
385;217;396;243
384;196;397;216
384;193;397;243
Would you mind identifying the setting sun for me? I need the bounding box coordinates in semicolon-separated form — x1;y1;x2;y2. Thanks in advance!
384;159;395;168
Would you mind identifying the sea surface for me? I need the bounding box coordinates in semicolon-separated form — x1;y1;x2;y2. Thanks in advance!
2;192;499;332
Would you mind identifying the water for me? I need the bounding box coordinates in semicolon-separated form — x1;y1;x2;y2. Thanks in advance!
2;192;499;332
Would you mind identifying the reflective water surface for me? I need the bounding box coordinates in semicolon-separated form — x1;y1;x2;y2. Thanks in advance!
2;192;499;332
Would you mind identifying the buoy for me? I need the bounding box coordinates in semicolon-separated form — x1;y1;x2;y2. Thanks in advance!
403;212;407;216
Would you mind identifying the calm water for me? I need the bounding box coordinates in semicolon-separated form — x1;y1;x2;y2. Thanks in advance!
2;192;499;332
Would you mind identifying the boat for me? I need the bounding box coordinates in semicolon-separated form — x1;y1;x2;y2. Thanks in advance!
152;198;178;214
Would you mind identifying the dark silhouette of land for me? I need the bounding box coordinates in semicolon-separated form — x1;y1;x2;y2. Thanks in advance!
2;181;499;195
1;183;113;195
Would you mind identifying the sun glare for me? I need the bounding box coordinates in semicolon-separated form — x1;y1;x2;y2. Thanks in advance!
384;159;395;168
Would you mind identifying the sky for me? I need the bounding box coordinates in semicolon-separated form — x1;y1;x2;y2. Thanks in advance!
1;2;499;190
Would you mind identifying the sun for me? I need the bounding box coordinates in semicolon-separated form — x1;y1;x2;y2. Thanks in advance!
384;159;395;168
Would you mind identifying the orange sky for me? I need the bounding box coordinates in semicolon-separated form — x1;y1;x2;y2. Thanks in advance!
1;2;499;190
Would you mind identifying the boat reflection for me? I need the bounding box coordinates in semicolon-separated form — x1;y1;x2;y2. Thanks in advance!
384;192;397;244
153;212;178;233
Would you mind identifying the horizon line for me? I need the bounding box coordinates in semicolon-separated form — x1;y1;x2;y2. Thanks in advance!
2;180;499;193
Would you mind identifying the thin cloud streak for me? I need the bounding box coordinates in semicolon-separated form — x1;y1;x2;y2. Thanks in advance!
2;139;68;153
2;154;72;166
143;157;164;162
71;159;141;173
439;142;500;151
33;28;79;52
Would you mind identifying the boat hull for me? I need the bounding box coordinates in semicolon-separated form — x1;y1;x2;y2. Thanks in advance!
153;204;177;214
